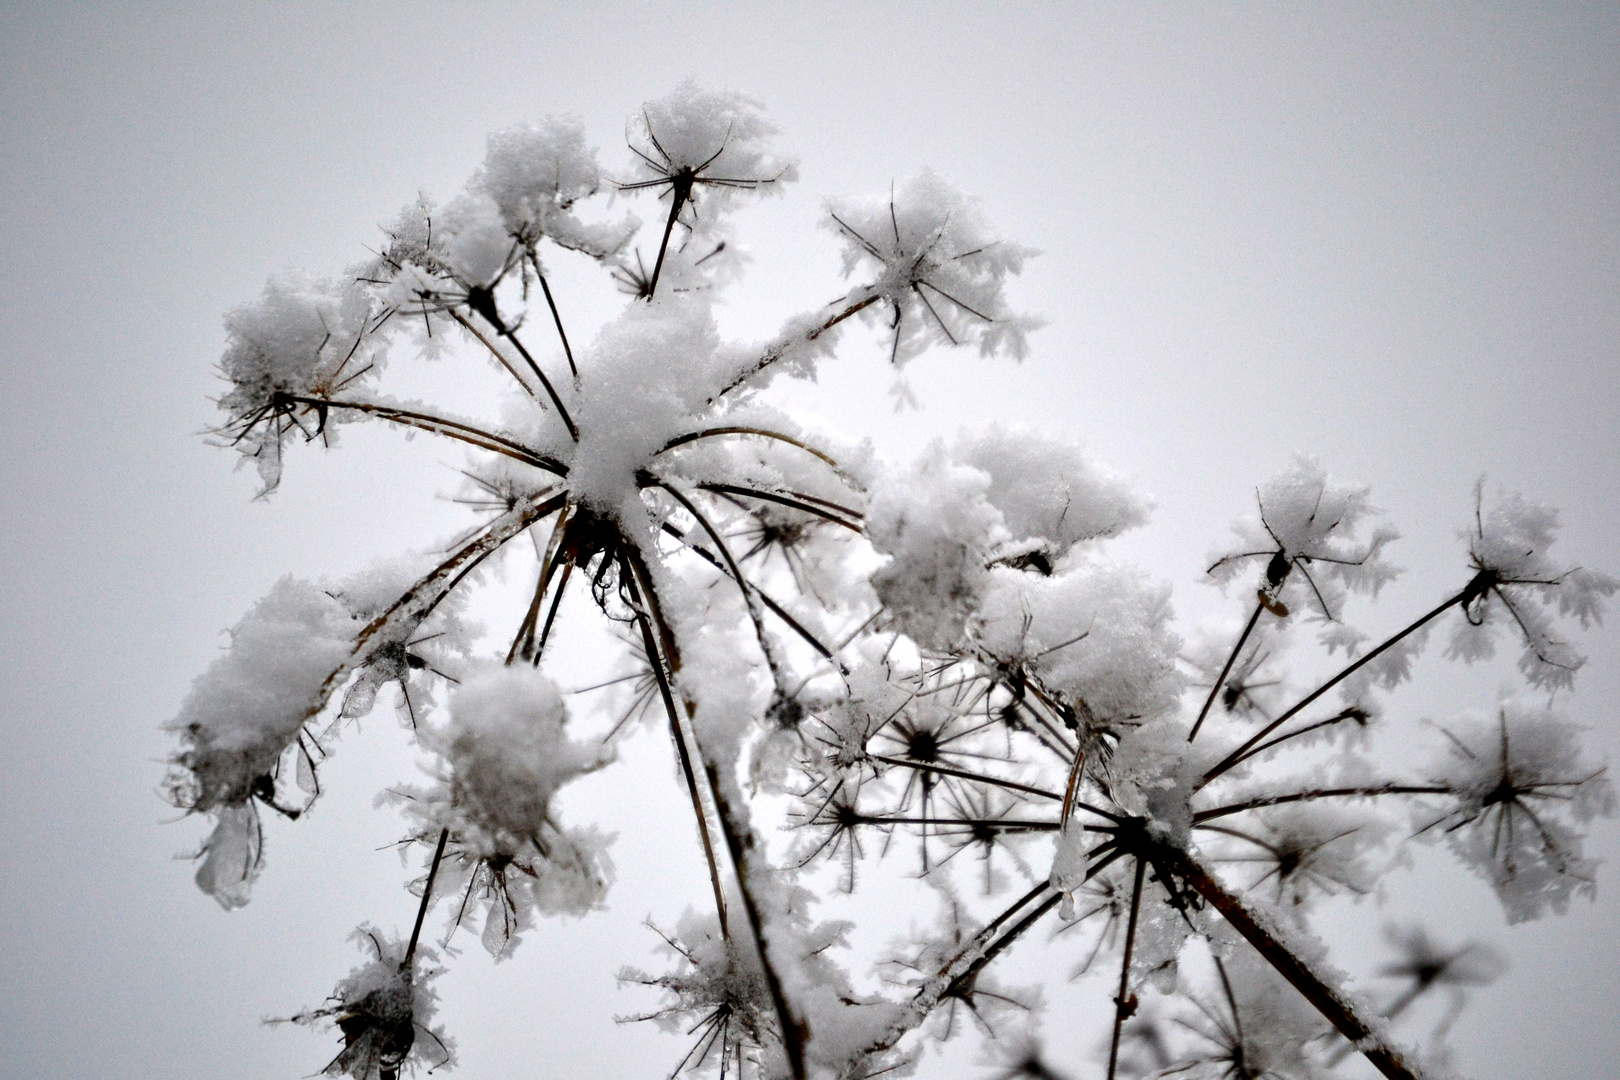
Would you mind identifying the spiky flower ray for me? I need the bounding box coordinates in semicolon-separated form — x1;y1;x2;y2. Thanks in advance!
167;83;1617;1080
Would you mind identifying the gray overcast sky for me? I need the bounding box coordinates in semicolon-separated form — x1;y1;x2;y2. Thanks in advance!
2;3;1617;1079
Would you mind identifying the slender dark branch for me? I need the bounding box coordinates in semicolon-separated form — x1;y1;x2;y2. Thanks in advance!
1225;707;1366;765
705;761;809;1080
621;552;731;941
1105;857;1149;1080
946;891;1064;999
535;560;573;659
508;503;571;664
915;278;994;322
348;493;567;675
448;309;542;403
403;827;450;970
530;253;577;378
499;323;579;441
658;427;842;470
1159;841;1429;1080
1193;785;1451;823
850;815;1064;831
1059;744;1087;826
713;291;884;400
660;521;842;664
839;883;1053;1076
1187;600;1265;743
647;178;690;298
653;477;793;694
285;395;567;474
1201;578;1484;786
779;487;866;520
869;753;1123;823
697;483;863;531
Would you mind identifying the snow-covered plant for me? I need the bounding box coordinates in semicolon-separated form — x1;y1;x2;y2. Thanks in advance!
168;83;1616;1080
279;927;453;1080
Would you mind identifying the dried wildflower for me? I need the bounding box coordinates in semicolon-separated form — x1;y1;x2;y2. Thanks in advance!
283;928;453;1080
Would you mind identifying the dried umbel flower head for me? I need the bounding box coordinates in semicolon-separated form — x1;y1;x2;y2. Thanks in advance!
281;928;452;1080
1419;702;1613;922
173;82;1615;1080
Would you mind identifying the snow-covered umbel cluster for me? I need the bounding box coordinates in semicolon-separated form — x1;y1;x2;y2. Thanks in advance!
172;83;1613;1080
827;170;1042;367
283;928;453;1080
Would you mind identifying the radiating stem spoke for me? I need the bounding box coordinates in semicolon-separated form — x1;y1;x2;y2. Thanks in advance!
1105;857;1148;1080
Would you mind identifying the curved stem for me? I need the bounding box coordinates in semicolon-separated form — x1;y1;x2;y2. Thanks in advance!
289;395;567;475
658;427;843;471
696;483;863;531
621;553;732;943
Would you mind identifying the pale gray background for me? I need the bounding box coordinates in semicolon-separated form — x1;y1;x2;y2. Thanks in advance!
2;3;1617;1078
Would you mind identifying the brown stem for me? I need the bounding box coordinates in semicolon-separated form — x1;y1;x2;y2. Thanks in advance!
624;538;807;1080
344;492;567;690
706;762;809;1080
448;309;543;404
535;266;576;378
839;883;1054;1077
621;553;731;941
866;753;1064;804
646;178;690;298
697;482;863;531
1105;857;1149;1080
658;427;843;471
508;503;573;664
659;521;842;664
713;291;884;400
852;814;1063;831
653;478;792;695
288;395;567;474
1201;579;1482;787
946;891;1064;999
1229;706;1366;762
1159;841;1429;1080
